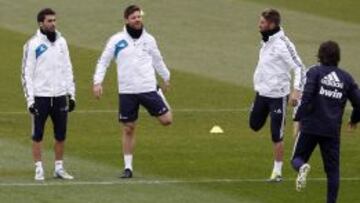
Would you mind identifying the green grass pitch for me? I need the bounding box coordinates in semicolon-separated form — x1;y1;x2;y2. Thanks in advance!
0;0;360;202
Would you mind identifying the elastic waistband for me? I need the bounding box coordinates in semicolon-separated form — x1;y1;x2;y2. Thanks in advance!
34;95;67;99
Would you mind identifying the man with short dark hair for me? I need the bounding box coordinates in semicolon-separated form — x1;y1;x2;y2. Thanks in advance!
292;41;360;203
249;8;306;182
93;5;172;178
22;8;76;181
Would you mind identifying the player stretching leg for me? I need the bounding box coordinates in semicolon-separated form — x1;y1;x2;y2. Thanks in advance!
93;5;172;178
249;8;306;182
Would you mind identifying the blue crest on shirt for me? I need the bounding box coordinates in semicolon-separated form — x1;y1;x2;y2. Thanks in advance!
35;44;48;59
114;40;128;58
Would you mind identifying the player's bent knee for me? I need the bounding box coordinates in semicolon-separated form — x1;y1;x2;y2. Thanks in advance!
161;119;172;126
159;112;172;126
249;121;262;132
160;115;172;126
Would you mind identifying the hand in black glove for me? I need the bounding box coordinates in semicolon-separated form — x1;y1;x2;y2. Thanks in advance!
68;96;76;112
29;104;39;116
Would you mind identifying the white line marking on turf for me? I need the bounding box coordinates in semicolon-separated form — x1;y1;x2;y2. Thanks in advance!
1;177;359;187
0;108;249;115
0;107;354;115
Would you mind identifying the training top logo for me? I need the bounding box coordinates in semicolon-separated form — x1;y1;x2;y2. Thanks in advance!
35;44;48;59
321;71;344;88
319;71;344;99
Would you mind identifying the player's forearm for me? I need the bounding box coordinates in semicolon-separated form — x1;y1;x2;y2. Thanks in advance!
293;79;303;91
350;108;360;124
151;52;170;82
22;44;36;107
67;82;76;100
67;80;76;99
93;64;108;85
156;64;170;82
65;62;76;99
94;44;114;85
22;67;35;107
22;76;34;107
293;66;306;91
293;83;315;120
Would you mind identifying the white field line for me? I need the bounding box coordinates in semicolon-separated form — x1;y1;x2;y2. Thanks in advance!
0;108;249;115
0;107;354;115
0;177;359;187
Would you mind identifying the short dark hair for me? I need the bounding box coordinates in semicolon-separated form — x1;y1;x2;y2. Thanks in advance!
37;8;56;22
124;5;141;19
261;8;281;26
317;41;341;66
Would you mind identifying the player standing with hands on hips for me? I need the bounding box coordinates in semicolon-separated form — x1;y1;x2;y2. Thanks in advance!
21;8;76;181
249;8;306;182
93;5;172;178
292;41;360;203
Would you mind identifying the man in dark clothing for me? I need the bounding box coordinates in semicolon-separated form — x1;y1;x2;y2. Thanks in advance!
291;41;360;203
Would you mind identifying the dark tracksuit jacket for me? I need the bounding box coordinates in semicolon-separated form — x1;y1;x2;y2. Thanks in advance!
295;64;360;135
293;64;360;203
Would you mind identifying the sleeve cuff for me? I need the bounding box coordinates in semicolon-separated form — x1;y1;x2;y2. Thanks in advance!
350;109;360;124
293;85;303;91
27;98;34;108
70;95;75;101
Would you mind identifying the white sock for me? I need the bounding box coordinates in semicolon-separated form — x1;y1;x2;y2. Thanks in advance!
35;161;43;169
124;154;133;171
273;161;283;174
55;160;63;171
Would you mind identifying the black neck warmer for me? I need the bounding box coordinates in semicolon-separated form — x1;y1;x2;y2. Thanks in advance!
40;29;57;43
126;24;143;39
260;26;281;42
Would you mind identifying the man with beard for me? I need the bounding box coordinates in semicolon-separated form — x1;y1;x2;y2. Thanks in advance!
249;8;306;182
21;8;76;181
93;5;172;178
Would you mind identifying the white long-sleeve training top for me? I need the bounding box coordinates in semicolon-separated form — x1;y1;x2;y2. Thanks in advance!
254;29;306;98
21;30;75;108
93;27;170;94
